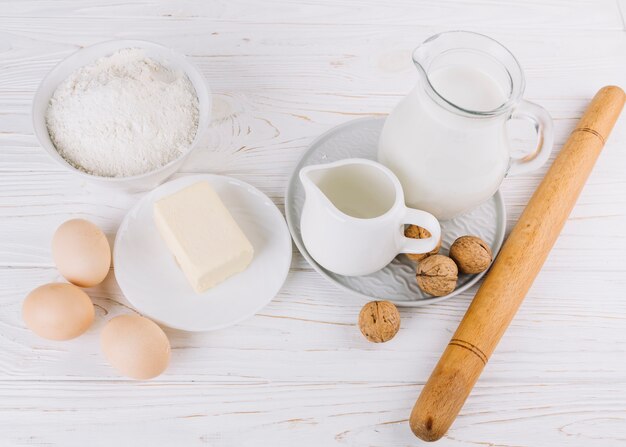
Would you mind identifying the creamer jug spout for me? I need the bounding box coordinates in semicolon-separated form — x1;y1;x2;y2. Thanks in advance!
298;163;332;211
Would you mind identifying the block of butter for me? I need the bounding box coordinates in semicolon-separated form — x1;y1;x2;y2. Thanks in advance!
153;181;254;293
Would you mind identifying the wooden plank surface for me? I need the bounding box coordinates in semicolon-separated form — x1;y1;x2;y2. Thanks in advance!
1;0;626;445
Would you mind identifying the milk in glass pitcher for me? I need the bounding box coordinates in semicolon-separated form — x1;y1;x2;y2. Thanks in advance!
378;31;554;220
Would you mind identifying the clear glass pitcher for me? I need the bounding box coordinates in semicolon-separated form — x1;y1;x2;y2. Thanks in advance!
378;31;554;220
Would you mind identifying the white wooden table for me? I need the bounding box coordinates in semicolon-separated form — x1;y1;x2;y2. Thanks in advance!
2;1;626;445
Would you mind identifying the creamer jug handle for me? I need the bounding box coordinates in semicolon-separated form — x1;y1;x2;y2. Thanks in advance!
400;208;441;255
507;99;554;176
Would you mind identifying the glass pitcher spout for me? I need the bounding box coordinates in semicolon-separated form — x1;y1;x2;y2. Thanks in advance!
411;31;525;118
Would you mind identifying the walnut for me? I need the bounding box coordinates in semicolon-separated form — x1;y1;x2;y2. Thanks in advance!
404;225;441;262
416;254;458;296
449;236;493;274
358;300;400;343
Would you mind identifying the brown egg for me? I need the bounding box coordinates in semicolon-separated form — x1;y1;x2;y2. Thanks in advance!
101;315;171;380
23;283;95;340
52;218;111;288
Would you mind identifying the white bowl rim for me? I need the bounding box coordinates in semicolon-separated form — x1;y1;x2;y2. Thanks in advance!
31;39;211;183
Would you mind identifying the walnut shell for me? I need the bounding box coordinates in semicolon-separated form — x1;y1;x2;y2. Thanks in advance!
416;254;458;296
358;301;400;343
404;225;441;262
449;236;493;274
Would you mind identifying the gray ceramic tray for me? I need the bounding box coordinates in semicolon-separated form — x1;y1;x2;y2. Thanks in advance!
285;117;506;306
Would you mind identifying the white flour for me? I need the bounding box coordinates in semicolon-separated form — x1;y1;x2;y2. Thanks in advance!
46;48;199;177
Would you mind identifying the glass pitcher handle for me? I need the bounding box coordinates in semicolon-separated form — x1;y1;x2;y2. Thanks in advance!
507;99;554;176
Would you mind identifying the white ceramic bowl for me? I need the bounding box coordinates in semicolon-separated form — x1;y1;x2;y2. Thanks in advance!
32;40;211;191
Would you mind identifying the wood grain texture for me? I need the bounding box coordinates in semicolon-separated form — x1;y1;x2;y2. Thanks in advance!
1;0;626;445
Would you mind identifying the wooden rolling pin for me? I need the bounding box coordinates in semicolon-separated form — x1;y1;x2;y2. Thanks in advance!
410;86;625;442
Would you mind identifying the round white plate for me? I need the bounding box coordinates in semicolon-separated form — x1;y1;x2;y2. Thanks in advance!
114;174;292;331
285;117;506;307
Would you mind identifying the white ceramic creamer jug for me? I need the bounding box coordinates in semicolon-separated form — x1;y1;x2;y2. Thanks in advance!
378;31;554;220
299;158;441;276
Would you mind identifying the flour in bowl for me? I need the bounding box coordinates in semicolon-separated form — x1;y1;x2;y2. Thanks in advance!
46;48;199;177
